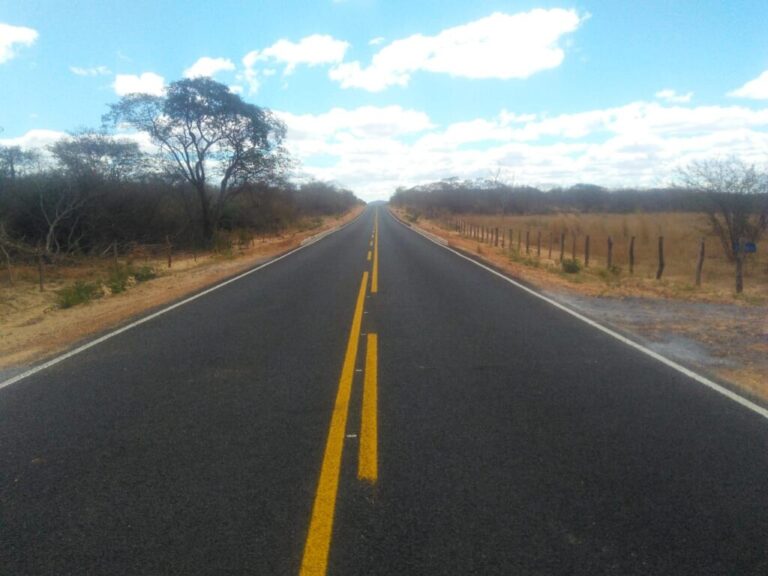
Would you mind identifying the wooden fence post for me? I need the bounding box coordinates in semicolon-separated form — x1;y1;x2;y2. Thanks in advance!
518;230;522;254
508;229;513;252
537;230;541;257
607;236;613;269
656;236;665;280
166;235;173;269
0;244;12;286
695;237;705;287
548;233;553;259
525;230;530;254
559;232;565;262
495;227;499;247
584;235;590;267
37;250;44;292
571;234;576;261
629;236;635;275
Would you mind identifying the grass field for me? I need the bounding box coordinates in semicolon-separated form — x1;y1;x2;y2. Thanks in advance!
434;212;767;301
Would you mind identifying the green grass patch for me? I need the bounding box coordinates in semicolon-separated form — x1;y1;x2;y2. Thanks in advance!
57;281;101;309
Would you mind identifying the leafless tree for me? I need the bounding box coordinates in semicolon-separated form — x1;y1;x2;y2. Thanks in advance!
678;158;768;293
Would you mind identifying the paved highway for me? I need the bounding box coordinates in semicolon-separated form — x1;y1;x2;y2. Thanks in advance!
2;206;767;575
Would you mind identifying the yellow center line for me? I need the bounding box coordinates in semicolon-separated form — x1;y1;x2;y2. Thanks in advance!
358;333;378;482
367;251;371;261
372;213;379;293
300;271;369;576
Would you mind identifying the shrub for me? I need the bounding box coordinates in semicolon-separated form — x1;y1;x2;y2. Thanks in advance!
562;258;581;273
107;267;132;294
132;265;156;282
57;281;100;308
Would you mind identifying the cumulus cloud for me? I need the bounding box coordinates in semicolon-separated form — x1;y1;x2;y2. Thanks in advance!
0;22;38;64
241;34;349;93
329;9;583;92
0;129;67;149
728;70;768;100
655;89;692;103
113;72;165;96
70;65;111;76
277;100;768;200
183;56;235;78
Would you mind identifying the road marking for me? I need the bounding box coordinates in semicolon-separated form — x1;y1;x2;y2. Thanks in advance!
367;251;371;261
372;212;379;293
358;333;378;482
0;211;367;392
391;211;768;422
300;271;369;576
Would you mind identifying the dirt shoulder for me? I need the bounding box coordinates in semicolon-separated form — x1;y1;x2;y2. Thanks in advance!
0;207;363;375
392;209;768;404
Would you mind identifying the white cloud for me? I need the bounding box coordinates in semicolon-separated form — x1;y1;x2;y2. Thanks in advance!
113;72;165;96
240;34;349;93
70;65;111;76
655;89;692;103
329;9;583;92
369;36;385;46
183;56;235;78
277;100;768;201
0;129;66;149
0;22;38;64
728;70;768;100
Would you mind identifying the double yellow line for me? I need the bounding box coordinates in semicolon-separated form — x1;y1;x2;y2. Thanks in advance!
300;212;380;576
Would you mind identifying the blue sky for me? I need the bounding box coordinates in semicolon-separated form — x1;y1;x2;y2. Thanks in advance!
2;0;768;200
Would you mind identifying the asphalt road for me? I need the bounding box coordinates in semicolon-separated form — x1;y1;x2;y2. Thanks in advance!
2;206;767;575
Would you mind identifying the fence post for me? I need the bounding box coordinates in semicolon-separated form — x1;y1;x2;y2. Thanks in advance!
0;244;12;286
559;232;565;262
537;230;541;257
495;227;499;247
571;234;576;261
525;230;530;254
508;229;513;252
37;249;44;292
518;230;522;254
548;233;553;259
607;236;613;269
656;236;665;280
584;235;590;267
166;235;173;269
695;237;705;287
629;236;635;275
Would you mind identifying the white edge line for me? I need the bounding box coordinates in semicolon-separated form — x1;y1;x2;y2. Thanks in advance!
389;210;768;421
0;211;365;391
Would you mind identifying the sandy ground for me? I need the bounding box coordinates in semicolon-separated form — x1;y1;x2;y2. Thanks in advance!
0;207;362;378
395;210;768;403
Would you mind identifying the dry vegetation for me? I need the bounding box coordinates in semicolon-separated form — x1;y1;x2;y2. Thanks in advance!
439;212;767;302
0;208;362;371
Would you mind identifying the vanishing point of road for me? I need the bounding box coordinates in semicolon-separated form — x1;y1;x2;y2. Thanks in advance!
2;206;767;575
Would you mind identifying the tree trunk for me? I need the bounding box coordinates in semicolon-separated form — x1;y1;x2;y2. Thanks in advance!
197;184;214;242
735;252;744;294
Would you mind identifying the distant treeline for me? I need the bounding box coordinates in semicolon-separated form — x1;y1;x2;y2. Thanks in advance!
0;133;361;260
390;178;765;215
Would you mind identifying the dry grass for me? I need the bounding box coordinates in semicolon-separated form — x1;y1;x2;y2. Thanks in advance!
0;208;363;370
441;212;767;302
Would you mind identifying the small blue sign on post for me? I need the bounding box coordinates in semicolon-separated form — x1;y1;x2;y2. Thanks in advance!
733;241;757;254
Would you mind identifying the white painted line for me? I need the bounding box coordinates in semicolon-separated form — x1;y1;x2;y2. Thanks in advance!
390;210;768;421
0;212;366;392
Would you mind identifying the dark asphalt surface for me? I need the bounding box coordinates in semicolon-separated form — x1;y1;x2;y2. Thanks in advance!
2;206;768;575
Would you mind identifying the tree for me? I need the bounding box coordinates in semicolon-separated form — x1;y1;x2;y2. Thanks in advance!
104;77;288;241
678;158;768;293
49;130;148;182
0;145;39;181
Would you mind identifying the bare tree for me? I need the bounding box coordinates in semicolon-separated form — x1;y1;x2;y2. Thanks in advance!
678;158;768;293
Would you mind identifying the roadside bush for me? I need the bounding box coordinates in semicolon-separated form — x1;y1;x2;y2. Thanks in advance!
57;281;101;308
107;267;132;294
132;265;156;282
562;259;582;273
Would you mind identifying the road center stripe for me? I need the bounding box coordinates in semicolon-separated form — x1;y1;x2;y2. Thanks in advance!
300;271;369;576
358;333;378;482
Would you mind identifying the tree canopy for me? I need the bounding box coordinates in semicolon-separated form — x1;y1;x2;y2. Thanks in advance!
104;77;288;240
